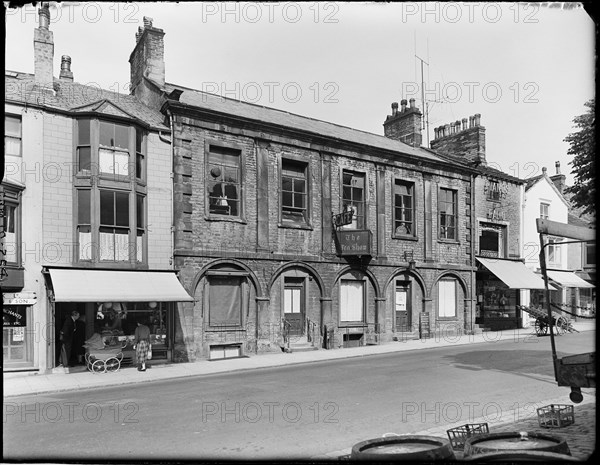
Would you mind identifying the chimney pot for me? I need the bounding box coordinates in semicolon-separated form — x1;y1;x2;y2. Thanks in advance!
143;16;154;28
474;114;481;126
391;102;398;116
555;161;561;174
59;55;73;81
400;99;407;112
462;118;468;131
38;3;50;29
409;98;416;109
542;167;547;174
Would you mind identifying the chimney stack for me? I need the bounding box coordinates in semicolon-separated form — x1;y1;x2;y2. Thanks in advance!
129;16;165;97
550;161;566;194
430;114;486;165
34;3;54;88
383;98;422;147
59;55;73;81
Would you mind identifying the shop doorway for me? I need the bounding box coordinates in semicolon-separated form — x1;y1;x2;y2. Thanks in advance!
284;278;305;336
395;281;411;331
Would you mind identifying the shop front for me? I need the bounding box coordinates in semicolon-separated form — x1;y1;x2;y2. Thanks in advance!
3;293;37;370
475;257;550;331
546;269;596;318
44;267;193;368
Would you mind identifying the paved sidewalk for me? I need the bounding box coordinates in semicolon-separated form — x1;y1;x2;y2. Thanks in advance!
4;320;594;398
316;394;596;461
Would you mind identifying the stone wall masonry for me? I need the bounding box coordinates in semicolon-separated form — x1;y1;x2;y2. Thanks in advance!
146;132;173;269
42;113;73;266
474;175;523;259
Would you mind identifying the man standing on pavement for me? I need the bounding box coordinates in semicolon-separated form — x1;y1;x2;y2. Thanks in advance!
59;310;80;368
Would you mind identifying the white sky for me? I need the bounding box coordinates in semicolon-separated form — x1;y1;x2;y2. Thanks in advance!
5;2;595;185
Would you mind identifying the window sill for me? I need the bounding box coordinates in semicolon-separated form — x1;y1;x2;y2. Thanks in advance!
438;239;460;245
278;222;313;231
392;235;418;241
436;316;459;320
339;322;367;327
205;215;247;224
206;326;245;332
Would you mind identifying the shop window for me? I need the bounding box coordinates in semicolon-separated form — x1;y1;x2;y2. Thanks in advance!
281;160;308;224
207;145;241;217
3;305;30;364
438;279;456;317
208;276;243;327
5;115;21;157
540;202;550;219
547;237;562;267
340;280;365;323
394;180;414;237
341;171;365;230
479;223;506;258
439;188;457;240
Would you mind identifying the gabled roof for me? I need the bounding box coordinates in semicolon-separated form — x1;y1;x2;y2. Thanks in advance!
163;82;462;167
5;71;168;131
525;173;570;208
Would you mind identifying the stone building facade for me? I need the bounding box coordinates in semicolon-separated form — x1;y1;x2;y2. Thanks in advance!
3;6;191;374
129;19;479;362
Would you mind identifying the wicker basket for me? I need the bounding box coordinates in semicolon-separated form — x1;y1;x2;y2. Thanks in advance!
537;404;575;428
446;423;489;450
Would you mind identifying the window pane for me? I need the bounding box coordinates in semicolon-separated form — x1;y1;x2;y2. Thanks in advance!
99;121;114;147
78;147;91;172
100;191;114;225
294;193;304;208
99;228;114;260
99;148;114;174
78;226;92;260
114;150;129;176
136;128;143;153
114;124;129;149
294;179;305;193
5;116;21;136
78;190;91;224
5;137;21;156
136;195;144;228
395;183;409;196
115;230;129;261
282;192;292;207
282;162;304;177
78;119;90;145
115;192;129;227
136;153;143;179
282;177;293;192
4;205;17;263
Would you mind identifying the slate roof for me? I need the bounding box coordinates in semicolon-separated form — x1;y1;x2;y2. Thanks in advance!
163;82;458;166
5;71;168;131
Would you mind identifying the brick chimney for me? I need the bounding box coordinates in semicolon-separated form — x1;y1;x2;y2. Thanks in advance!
34;3;54;88
383;98;422;147
129;16;165;95
550;161;566;194
430;114;486;165
59;55;73;81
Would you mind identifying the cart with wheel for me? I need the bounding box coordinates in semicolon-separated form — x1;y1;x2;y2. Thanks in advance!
519;305;570;336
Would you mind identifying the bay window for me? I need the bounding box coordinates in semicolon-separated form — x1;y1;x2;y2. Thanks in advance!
75;118;146;264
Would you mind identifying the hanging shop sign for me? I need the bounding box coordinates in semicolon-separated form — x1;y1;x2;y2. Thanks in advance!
335;230;372;257
332;209;354;228
3;292;37;305
3;305;27;327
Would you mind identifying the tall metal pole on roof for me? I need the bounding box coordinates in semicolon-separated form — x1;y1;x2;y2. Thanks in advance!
415;54;429;146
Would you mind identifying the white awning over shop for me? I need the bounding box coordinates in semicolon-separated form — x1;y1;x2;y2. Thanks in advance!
547;270;595;289
47;268;194;302
476;257;555;290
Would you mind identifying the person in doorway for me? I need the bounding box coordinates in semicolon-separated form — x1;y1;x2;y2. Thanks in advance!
72;314;86;365
133;320;151;372
59;311;80;368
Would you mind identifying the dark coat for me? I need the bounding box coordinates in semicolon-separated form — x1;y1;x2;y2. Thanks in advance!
61;317;76;344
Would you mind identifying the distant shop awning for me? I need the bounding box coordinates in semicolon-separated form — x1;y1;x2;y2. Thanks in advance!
547;270;595;289
476;257;555;290
47;268;194;302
